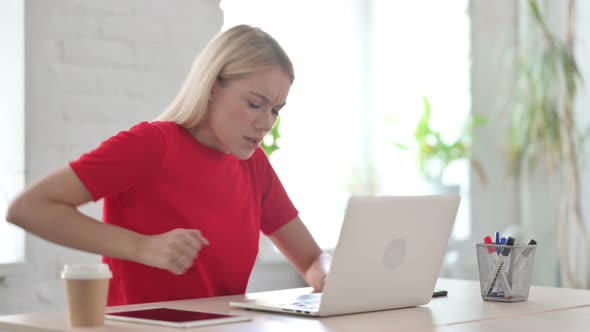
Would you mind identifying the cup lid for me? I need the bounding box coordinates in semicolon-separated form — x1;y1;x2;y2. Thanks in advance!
61;263;112;280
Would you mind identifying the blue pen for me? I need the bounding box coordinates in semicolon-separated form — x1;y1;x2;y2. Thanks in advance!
498;237;507;256
497;237;507;259
494;235;508;294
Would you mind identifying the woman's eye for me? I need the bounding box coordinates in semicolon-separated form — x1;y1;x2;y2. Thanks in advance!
248;101;261;109
271;109;279;116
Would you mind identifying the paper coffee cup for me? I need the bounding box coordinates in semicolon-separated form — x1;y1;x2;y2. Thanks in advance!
61;264;112;327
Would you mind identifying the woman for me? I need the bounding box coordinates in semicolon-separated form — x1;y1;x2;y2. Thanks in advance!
7;25;331;306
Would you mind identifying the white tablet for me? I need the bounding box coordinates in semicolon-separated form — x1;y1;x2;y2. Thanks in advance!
105;307;251;328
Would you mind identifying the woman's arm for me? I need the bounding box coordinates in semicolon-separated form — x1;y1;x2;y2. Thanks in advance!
268;216;332;291
6;166;207;275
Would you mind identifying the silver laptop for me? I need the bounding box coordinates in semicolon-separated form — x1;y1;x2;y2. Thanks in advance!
230;195;460;317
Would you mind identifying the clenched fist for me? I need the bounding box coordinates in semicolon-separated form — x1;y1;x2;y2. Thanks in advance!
135;228;209;275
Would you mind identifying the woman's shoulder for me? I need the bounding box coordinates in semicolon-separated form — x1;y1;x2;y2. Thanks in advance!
247;147;272;170
141;120;182;133
125;121;183;140
248;147;266;160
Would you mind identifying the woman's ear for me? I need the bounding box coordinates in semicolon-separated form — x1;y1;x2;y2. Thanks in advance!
210;80;222;99
208;86;217;102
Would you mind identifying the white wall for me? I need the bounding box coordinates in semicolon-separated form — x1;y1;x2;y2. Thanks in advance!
470;0;590;287
469;0;521;279
0;0;26;268
576;0;590;287
577;0;590;242
0;0;223;315
470;0;565;287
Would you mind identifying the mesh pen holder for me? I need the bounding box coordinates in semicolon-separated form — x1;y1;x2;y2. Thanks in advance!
475;243;537;302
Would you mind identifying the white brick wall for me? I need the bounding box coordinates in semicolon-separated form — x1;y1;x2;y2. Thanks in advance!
0;0;222;315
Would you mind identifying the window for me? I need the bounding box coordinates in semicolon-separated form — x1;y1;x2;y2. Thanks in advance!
0;0;25;271
370;0;472;240
221;0;471;250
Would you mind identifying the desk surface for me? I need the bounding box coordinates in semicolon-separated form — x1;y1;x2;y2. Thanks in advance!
419;305;590;332
1;279;589;332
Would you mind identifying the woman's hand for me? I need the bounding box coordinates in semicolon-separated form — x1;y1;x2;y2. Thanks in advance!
268;217;331;291
311;252;332;292
136;229;210;275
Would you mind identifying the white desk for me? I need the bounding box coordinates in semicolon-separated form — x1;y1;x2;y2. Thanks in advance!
1;279;589;332
418;305;590;332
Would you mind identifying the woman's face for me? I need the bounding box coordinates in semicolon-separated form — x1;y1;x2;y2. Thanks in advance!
194;67;291;160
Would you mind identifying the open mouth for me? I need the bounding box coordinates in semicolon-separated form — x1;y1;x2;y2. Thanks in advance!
244;136;261;145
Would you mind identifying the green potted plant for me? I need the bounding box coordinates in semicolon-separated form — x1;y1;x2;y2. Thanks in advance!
389;96;486;188
261;116;281;157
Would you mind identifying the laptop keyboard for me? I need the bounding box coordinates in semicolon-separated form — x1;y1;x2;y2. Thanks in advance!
276;293;322;311
288;300;320;310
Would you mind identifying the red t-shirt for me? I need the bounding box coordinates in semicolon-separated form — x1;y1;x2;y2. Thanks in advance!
69;121;298;306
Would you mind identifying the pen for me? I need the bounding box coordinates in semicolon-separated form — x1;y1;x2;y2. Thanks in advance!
483;236;498;264
483;236;511;296
485;237;515;298
508;239;537;282
484;235;501;295
506;237;516;286
494;231;501;254
498;237;507;254
515;239;537;262
496;235;506;293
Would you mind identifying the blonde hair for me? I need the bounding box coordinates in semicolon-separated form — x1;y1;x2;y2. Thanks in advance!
157;25;294;127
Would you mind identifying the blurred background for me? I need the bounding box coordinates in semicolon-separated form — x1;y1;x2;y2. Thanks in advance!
1;0;590;315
